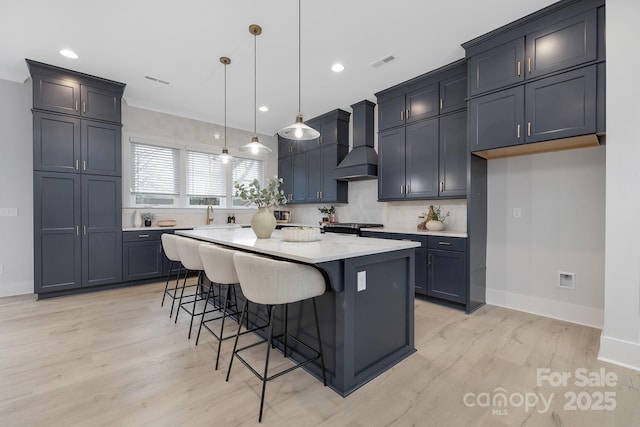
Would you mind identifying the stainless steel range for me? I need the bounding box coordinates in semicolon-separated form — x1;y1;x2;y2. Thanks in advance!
322;222;383;235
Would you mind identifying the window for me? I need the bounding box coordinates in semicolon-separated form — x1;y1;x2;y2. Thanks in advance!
128;139;264;208
130;142;179;206
232;158;264;206
186;150;227;207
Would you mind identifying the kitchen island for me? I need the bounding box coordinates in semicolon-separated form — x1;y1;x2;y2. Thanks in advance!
177;228;419;396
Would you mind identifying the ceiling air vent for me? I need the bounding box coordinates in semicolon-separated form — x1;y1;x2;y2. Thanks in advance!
369;54;395;68
145;75;170;85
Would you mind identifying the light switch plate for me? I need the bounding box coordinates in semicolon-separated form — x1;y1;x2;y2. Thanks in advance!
0;207;18;217
357;271;366;292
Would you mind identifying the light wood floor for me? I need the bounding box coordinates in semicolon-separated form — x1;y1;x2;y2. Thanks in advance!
1;281;638;427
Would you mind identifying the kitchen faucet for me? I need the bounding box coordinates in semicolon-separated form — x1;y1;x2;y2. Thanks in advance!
206;205;214;224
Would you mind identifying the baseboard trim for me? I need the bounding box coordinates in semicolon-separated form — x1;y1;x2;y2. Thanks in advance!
599;335;640;372
0;280;33;298
486;288;603;329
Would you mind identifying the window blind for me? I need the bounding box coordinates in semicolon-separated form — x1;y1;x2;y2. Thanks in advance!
186;150;226;197
130;142;179;194
232;157;264;188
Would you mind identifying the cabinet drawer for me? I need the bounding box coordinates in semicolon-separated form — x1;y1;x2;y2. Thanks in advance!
123;230;164;242
360;231;390;239
428;236;466;252
387;233;428;247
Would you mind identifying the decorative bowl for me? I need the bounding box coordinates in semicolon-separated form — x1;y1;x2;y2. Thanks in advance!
281;227;321;242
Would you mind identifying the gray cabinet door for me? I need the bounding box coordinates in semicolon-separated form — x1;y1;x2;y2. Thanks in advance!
81;120;122;176
306;148;322;202
32;74;80;116
33;112;81;173
525;66;596;143
414;247;428;295
439;73;467;114
82;175;122;287
320;145;338;202
468;39;525;96
278;157;293;202
378;93;406;131
406;83;439;124
80;85;121;123
439;111;467;197
469;86;524;152
378;127;406;200
123;240;163;281
291;152;307;203
405;118;438;199
428;249;466;304
34;172;82;292
526;10;597;79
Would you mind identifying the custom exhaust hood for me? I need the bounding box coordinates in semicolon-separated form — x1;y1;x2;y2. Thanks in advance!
334;100;378;180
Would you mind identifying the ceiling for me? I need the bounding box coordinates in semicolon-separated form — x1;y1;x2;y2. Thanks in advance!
1;0;557;136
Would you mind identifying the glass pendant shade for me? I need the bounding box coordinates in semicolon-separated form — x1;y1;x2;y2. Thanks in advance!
240;135;272;154
220;146;231;163
278;113;320;140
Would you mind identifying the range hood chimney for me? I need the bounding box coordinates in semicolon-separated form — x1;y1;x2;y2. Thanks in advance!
335;100;378;180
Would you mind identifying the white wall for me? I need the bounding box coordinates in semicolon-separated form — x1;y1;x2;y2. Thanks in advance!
486;146;606;328
0;78;33;297
599;0;640;371
121;102;278;227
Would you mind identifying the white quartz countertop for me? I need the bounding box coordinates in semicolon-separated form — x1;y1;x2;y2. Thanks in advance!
361;227;468;238
123;225;197;231
176;228;420;264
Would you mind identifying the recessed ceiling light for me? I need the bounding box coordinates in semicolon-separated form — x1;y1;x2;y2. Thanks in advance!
59;49;78;59
259;106;269;112
331;63;344;73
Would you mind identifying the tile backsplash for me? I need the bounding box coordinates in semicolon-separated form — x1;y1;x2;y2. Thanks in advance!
122;208;256;228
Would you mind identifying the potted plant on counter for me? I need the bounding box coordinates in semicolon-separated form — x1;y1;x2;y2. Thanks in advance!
234;177;288;238
141;212;154;227
318;205;336;223
418;205;450;231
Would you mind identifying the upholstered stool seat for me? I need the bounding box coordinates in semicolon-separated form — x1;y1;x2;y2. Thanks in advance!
227;252;326;422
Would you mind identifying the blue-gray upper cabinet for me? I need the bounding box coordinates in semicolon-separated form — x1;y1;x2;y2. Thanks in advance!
439;73;467;114
468;9;598;97
81;120;122;176
378;119;439;200
378;83;439;131
439;111;468;197
469;87;525;151
33;112;81;173
30;69;123;124
278;156;293;202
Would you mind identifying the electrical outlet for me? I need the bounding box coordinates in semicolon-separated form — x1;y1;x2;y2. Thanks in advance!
357;271;367;292
513;207;522;219
558;271;575;289
0;207;18;216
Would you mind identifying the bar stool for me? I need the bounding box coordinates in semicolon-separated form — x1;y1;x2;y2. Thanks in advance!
195;243;241;369
227;252;327;423
160;233;185;318
174;236;217;339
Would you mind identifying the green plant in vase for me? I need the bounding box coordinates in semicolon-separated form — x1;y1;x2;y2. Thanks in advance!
234;177;287;238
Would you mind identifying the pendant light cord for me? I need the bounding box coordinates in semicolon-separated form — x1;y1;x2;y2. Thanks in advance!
224;61;227;148
254;30;258;135
298;0;302;113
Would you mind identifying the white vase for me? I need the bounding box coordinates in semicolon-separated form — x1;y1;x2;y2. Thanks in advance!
426;220;445;231
251;207;276;238
133;210;142;227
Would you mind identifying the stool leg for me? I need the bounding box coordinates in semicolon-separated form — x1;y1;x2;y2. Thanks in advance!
283;304;288;355
195;282;214;345
187;271;203;339
259;305;276;423
312;297;327;386
215;284;231;370
175;269;190;323
169;265;183;318
226;300;248;382
161;260;175;307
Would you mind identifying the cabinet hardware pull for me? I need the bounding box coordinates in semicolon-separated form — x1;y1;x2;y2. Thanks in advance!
75;100;79;111
440;99;443;110
159;244;162;253
75;159;79;170
406;184;409;194
406;109;410;119
83;102;86;113
517;61;521;76
528;58;532;73
139;234;150;238
83;226;87;236
517;124;521;138
400;185;404;195
427;254;432;265
438;241;452;246
400;110;404;121
319;136;322;145
76;226;79;236
527;122;531;136
83;160;86;170
320;191;323;199
440;181;444;192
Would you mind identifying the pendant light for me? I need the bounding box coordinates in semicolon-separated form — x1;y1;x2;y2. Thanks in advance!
240;24;272;154
277;0;320;140
219;56;232;164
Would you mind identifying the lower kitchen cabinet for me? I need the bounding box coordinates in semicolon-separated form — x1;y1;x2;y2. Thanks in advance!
123;230;173;281
427;237;466;304
34;172;122;293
